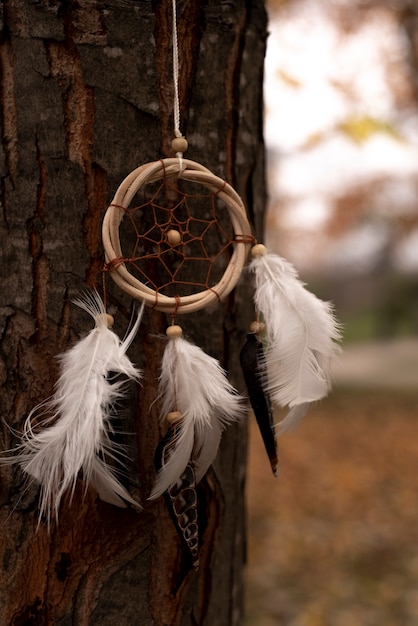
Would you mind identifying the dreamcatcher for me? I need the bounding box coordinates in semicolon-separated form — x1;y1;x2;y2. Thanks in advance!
5;0;340;569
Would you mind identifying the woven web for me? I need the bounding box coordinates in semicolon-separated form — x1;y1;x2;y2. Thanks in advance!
110;171;241;300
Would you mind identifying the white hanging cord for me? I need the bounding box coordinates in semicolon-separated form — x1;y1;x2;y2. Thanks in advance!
172;0;181;139
171;0;188;165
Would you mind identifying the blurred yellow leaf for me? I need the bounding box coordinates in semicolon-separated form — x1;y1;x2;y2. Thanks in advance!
301;131;326;149
276;68;301;88
338;116;401;143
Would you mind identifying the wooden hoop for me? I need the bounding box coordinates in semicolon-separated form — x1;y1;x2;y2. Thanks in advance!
102;158;253;314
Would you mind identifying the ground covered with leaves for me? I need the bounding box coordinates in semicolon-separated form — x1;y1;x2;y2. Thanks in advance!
245;389;418;626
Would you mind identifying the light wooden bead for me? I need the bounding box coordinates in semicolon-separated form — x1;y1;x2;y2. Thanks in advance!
97;313;114;328
166;411;183;424
171;137;188;153
166;229;182;246
251;243;267;258
250;321;265;334
166;324;183;338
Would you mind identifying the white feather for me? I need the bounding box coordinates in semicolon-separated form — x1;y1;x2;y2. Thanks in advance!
250;252;341;431
12;291;144;521
193;421;222;484
150;335;244;499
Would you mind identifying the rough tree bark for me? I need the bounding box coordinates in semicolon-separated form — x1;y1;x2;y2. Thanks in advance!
0;1;267;624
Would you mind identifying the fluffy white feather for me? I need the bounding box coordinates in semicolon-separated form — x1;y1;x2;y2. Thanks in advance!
250;250;341;431
13;290;144;522
150;334;244;499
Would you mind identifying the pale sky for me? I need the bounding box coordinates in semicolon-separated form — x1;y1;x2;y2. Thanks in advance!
264;3;418;272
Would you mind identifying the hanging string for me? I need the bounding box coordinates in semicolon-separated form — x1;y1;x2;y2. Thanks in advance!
172;0;182;139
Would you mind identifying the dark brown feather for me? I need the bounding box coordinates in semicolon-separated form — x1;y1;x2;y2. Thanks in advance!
240;333;279;476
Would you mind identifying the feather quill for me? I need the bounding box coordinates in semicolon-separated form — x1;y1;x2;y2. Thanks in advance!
150;329;244;499
11;291;143;522
249;247;341;431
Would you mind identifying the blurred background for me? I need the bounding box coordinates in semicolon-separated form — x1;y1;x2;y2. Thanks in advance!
245;1;418;624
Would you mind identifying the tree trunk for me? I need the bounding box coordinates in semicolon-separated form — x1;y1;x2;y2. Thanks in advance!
0;1;267;624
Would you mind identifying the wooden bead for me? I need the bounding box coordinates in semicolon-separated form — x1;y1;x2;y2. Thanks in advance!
171;137;188;153
166;324;183;338
250;320;265;334
97;313;114;328
166;411;183;424
251;243;267;258
166;229;182;246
